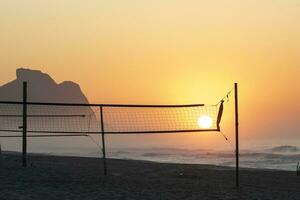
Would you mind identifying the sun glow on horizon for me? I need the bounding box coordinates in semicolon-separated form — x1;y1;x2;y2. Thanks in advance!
197;115;213;129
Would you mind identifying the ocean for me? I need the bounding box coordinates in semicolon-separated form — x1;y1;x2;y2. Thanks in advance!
39;145;300;172
2;134;300;171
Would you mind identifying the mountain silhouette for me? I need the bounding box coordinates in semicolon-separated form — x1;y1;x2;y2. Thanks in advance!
0;68;89;103
0;68;101;134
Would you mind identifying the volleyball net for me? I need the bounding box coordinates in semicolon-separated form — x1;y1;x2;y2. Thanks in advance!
0;82;239;187
0;101;223;137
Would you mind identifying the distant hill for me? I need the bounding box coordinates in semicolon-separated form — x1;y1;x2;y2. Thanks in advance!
0;68;89;103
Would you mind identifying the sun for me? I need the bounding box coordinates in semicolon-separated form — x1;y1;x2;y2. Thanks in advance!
197;115;213;129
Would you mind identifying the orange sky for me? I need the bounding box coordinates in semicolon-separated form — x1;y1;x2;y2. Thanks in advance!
0;0;300;150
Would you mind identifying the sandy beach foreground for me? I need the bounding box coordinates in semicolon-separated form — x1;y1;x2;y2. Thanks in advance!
1;152;300;200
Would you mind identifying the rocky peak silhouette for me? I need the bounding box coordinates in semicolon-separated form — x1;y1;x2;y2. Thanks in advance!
0;68;90;103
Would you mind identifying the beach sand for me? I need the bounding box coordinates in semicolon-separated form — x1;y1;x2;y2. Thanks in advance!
1;152;300;200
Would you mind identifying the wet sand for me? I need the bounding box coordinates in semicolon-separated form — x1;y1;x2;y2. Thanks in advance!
1;152;300;200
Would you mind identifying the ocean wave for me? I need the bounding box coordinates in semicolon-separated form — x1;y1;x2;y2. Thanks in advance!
269;145;300;153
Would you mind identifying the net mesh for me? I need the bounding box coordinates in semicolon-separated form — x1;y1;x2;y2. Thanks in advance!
103;105;219;133
0;102;221;136
0;103;100;135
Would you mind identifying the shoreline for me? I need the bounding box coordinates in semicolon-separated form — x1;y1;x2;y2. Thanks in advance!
1;150;294;172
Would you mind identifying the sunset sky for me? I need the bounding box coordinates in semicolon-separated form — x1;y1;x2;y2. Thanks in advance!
0;1;300;150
